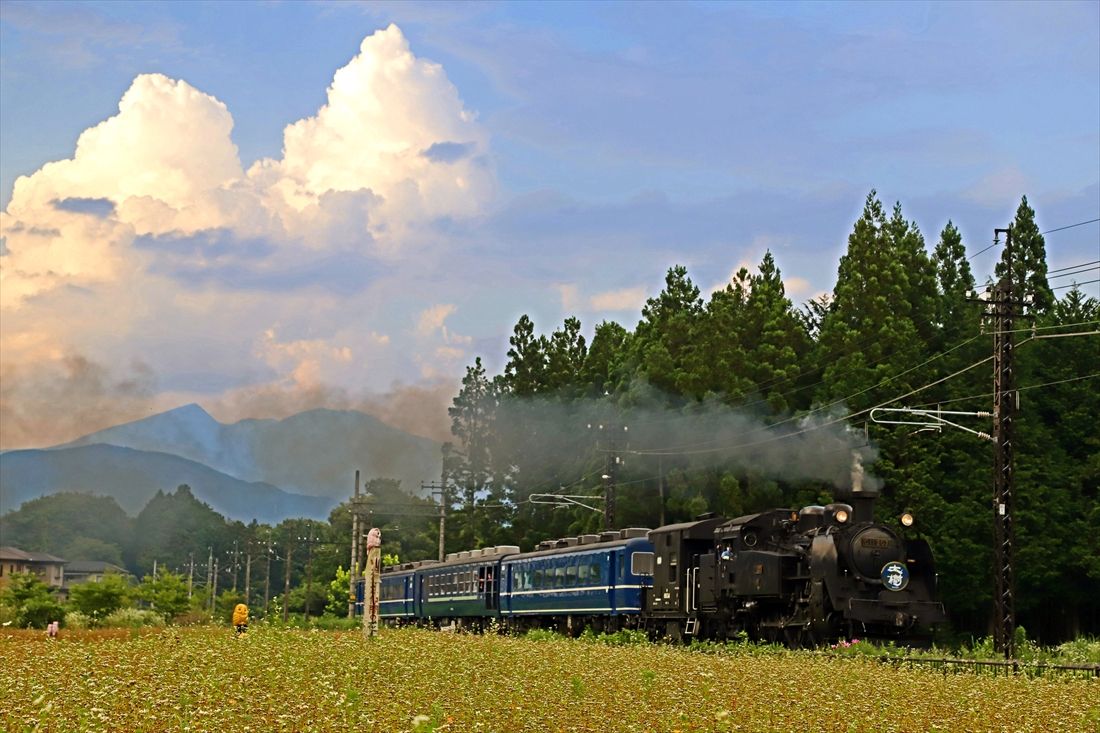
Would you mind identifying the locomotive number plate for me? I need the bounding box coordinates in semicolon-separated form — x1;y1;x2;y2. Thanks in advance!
861;537;891;549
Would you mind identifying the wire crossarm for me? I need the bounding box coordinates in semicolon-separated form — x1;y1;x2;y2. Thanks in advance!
529;493;605;513
870;407;993;441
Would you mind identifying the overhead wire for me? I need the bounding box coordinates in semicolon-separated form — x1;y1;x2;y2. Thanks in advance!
627;333;986;455
909;372;1100;409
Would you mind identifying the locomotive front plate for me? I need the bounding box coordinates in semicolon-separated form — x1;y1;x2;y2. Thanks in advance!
881;561;909;591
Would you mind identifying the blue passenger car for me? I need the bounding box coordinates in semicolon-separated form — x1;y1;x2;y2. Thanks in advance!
501;530;653;632
379;564;419;622
415;546;519;626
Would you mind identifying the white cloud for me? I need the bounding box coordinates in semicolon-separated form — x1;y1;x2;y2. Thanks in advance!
1;25;493;440
249;24;494;254
589;287;647;312
417;304;457;335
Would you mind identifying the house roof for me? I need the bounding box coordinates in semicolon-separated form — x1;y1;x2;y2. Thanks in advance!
65;561;129;574
0;546;67;563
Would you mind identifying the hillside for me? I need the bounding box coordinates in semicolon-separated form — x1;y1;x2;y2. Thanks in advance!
59;404;442;499
0;444;334;523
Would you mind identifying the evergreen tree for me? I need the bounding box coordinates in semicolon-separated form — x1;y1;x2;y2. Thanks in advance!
701;267;753;400
502;315;547;396
633;265;706;399
544;317;587;394
995;196;1054;316
582;320;631;395
743;251;811;413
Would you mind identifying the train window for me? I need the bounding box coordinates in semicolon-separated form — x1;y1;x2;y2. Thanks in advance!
533;569;543;588
555;566;565;587
566;565;577;586
631;552;655;576
578;563;589;583
619;553;625;581
668;552;678;579
591;563;601;583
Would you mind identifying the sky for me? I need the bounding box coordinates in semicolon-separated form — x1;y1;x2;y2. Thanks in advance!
1;0;1098;449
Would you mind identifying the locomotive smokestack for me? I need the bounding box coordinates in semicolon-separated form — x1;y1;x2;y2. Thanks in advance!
848;451;876;523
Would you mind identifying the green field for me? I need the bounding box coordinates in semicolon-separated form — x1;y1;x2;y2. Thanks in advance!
1;627;1095;732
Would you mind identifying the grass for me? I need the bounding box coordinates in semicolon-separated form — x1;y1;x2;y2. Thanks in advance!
1;626;1095;732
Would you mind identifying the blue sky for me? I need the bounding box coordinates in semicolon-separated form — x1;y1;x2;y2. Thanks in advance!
1;1;1097;447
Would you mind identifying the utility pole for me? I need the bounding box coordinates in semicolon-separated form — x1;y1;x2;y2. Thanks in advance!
657;454;666;527
187;554;194;599
590;419;627;530
349;470;360;618
991;226;1017;660
264;541;273;617
244;550;252;606
231;540;240;593
283;544;293;623
206;547;214;612
421;480;449;562
298;527;322;619
211;558;219;614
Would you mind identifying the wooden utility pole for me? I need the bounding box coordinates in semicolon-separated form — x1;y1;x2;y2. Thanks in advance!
282;545;293;623
421;480;449;561
244;550;252;606
349;470;360;618
991;226;1018;659
206;547;214;612
211;559;219;613
231;540;240;593
264;542;273;617
187;554;194;599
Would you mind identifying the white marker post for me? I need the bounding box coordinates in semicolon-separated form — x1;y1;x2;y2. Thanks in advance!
363;527;382;637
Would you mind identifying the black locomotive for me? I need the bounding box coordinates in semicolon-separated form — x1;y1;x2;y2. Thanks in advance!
371;470;946;647
645;483;946;645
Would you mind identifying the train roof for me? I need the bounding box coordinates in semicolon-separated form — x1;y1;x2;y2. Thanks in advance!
504;533;652;562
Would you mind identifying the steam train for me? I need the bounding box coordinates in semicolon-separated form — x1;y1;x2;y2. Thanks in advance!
359;484;945;646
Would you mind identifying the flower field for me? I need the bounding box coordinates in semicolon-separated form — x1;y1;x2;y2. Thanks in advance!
1;627;1095;732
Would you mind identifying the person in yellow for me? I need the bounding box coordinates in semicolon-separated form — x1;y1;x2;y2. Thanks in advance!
232;603;249;636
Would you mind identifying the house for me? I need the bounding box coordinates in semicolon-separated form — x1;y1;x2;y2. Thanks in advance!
0;546;66;589
62;560;133;592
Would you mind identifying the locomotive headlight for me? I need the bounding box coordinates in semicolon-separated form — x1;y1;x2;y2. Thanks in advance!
900;512;915;527
835;509;850;524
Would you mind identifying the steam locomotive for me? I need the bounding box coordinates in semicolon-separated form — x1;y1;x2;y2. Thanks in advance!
364;481;945;646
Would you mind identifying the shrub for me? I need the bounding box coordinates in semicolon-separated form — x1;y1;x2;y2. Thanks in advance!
18;597;66;629
102;608;165;628
524;628;562;642
64;611;92;629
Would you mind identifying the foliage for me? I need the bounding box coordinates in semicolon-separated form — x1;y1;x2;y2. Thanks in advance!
67;573;132;621
0;627;1092;732
135;570;190;621
100;608;165;628
0;572;64;629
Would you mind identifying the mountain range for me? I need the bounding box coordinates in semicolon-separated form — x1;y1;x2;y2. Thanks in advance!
0;404;442;523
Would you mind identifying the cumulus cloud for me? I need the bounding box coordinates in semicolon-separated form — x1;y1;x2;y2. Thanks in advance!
0;24;494;446
589;286;648;312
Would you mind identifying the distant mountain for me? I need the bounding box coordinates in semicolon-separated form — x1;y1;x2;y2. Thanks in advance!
58;404;441;500
0;444;335;523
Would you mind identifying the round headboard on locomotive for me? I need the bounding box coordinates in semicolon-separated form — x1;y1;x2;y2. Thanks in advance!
847;525;905;582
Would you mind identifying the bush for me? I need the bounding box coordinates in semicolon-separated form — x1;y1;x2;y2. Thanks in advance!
1053;637;1100;665
64;611;92;629
0;603;17;626
18;597;65;629
102;608;165;628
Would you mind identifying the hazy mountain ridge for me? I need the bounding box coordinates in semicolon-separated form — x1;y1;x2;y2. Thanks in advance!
0;444;335;523
57;404;442;499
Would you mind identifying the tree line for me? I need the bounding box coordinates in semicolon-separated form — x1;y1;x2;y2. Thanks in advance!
2;192;1095;641
439;192;1099;642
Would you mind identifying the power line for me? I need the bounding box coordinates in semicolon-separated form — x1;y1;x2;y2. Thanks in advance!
910;372;1100;408
967;217;1100;260
1051;278;1099;291
629;333;986;455
1048;260;1098;276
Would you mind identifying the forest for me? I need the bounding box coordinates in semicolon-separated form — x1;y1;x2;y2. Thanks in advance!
2;192;1097;642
